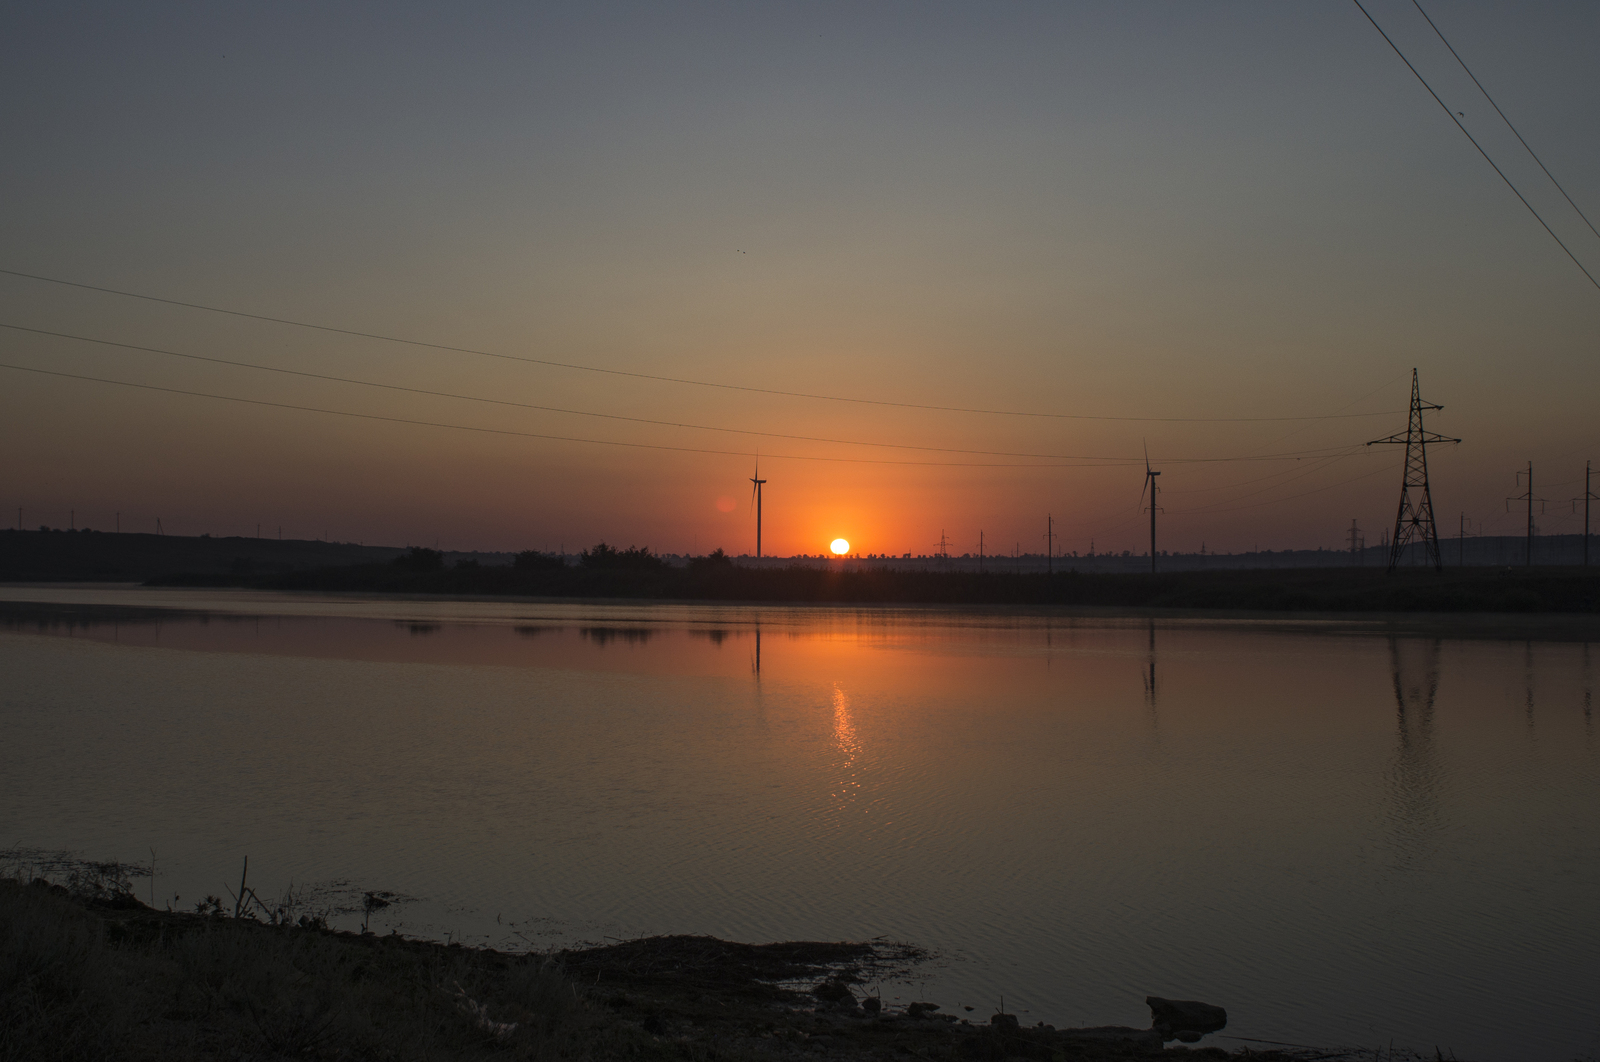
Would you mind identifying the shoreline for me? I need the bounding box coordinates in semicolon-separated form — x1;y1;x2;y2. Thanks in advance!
5;582;1600;644
2;871;1378;1061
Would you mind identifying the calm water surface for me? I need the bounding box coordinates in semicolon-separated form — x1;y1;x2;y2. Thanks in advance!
2;585;1597;1060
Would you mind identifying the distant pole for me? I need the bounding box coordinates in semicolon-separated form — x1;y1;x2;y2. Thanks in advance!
1045;515;1054;574
1507;461;1545;568
1573;461;1596;568
156;518;163;535
1348;519;1364;566
979;530;984;572
257;523;261;538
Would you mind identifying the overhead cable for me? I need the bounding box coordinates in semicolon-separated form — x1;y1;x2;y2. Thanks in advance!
1412;0;1600;244
0;361;1361;469
1351;0;1600;293
0;267;1402;423
0;326;1371;465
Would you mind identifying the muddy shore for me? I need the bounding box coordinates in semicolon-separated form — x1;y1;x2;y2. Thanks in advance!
0;872;1369;1062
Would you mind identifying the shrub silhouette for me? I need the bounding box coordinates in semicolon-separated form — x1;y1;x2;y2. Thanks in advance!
391;547;444;572
689;548;733;572
514;550;564;571
579;542;664;571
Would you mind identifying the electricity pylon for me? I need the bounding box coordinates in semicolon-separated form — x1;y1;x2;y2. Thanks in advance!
1368;369;1459;573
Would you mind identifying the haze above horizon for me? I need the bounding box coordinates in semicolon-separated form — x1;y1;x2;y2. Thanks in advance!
2;1;1596;558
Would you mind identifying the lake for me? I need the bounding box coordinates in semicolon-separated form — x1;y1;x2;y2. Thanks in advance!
2;584;1596;1060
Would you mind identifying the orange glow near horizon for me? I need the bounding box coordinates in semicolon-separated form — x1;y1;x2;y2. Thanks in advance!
830;538;851;555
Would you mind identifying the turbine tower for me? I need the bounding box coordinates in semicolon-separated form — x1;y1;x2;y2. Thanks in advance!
749;460;768;559
1141;443;1161;573
1368;369;1460;573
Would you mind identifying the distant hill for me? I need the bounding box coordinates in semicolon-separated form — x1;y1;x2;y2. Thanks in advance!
0;529;410;582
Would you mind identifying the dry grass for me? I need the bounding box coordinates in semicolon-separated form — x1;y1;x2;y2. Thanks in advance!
0;875;646;1061
1;871;1337;1062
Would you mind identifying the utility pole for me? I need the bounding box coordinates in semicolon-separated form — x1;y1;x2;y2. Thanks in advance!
1575;461;1596;568
1507;462;1545;568
1348;519;1364;565
1368;369;1459;572
979;530;984;572
1044;515;1054;574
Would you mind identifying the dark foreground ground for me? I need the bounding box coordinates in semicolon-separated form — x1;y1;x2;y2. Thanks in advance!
0;872;1382;1062
166;561;1600;614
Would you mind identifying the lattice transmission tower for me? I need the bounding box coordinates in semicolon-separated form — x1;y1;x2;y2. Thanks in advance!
1367;369;1460;573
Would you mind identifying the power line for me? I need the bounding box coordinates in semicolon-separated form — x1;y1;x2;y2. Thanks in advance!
1350;0;1600;293
1411;0;1600;244
0;322;1211;463
0;360;1353;469
0;361;1058;468
0;330;1373;466
0;267;1402;423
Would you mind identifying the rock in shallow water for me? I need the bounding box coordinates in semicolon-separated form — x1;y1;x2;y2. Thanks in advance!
1146;996;1227;1042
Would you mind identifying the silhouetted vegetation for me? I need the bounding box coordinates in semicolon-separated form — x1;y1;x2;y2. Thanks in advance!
0;866;1299;1062
513;549;564;571
578;542;665;570
687;547;734;573
393;546;446;572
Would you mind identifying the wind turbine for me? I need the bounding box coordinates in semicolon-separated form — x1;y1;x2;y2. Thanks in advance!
749;459;768;559
1141;442;1162;573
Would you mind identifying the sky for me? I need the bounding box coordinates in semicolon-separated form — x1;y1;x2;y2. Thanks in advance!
2;0;1597;557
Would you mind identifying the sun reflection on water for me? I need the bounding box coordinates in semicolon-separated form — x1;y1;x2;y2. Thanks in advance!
831;683;862;814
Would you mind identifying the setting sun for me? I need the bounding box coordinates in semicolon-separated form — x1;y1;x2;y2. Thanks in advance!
830;539;850;555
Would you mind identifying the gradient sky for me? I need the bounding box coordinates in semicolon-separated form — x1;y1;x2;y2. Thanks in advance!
2;1;1596;557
